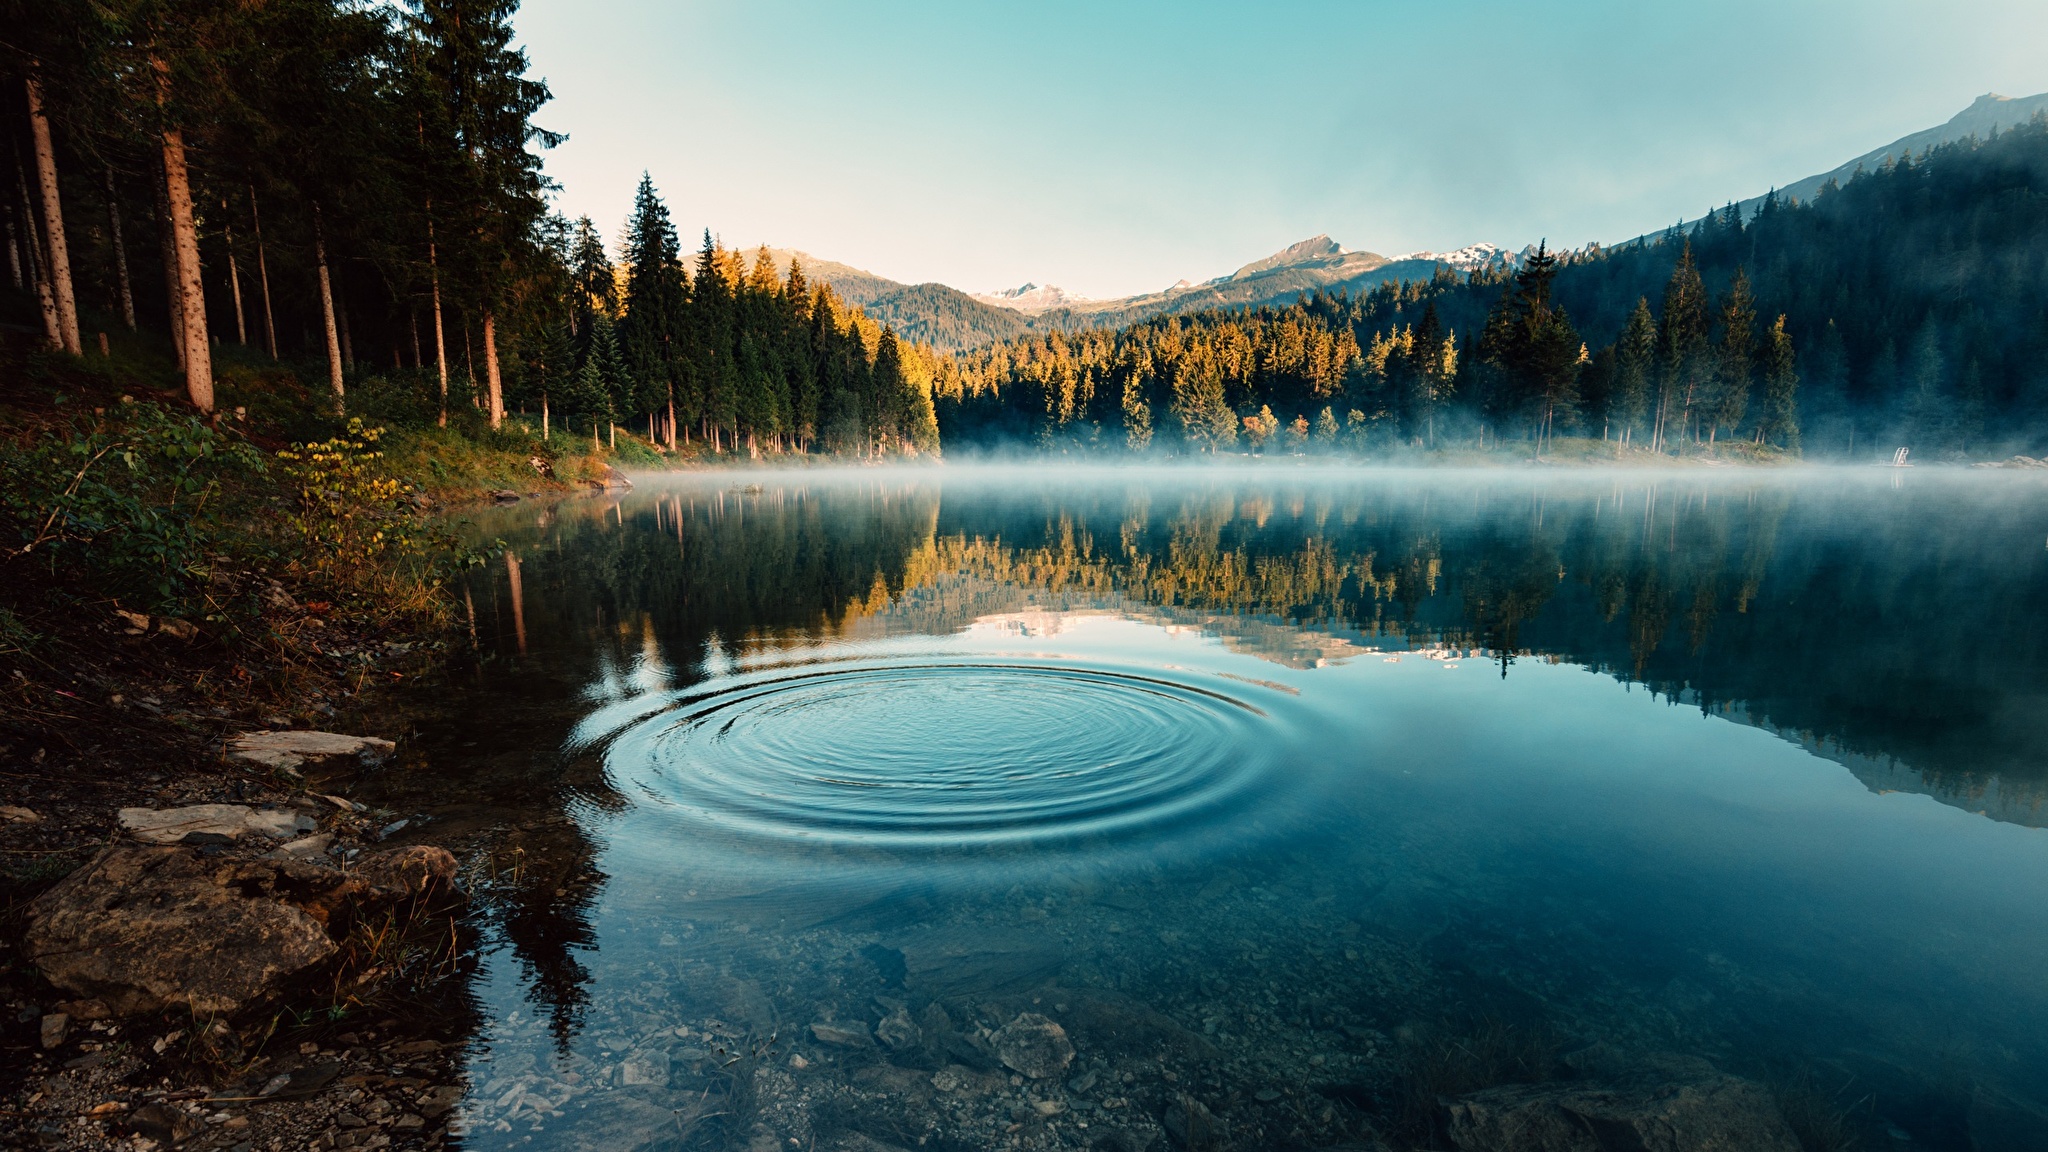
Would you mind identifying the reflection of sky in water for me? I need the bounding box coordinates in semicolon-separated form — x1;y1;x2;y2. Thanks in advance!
438;472;2048;1149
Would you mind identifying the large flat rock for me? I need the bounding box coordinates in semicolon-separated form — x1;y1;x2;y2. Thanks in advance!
1446;1071;1801;1152
118;803;316;844
24;847;352;1015
886;926;1066;995
228;730;396;773
24;844;460;1017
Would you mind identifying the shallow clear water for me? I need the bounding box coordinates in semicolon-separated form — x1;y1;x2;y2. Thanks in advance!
387;469;2048;1151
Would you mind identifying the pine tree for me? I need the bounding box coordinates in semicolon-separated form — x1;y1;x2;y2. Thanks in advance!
618;177;688;442
1806;320;1850;452
1121;355;1154;452
403;0;560;429
1614;297;1657;446
1407;303;1448;447
1710;267;1755;443
1477;242;1582;451
1905;314;1947;450
569;215;614;334
691;229;738;449
1170;354;1236;453
575;311;626;429
531;314;575;437
1656;243;1709;450
782;258;818;450
1758;315;1799;451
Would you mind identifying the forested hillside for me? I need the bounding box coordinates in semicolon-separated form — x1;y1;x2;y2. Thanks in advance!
10;3;2045;464
2;1;944;460
940;117;2048;459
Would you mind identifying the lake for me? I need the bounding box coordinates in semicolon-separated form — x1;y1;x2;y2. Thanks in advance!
377;468;2048;1151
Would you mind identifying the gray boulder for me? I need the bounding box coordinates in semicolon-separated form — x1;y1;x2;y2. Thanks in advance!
1445;1070;1800;1152
23;844;458;1017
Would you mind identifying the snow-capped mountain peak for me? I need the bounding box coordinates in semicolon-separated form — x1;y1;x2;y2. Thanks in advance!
972;283;1094;313
1390;242;1510;270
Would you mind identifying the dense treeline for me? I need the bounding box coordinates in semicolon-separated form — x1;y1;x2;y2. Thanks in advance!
2;0;556;422
1;1;943;459
527;180;943;457
941;117;2048;459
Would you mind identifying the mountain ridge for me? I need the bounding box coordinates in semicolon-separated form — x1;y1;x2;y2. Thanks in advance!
744;92;2048;353
1635;90;2048;241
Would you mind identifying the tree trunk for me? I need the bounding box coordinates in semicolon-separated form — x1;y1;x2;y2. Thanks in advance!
152;164;183;370
160;123;212;411
505;551;526;655
105;167;134;328
428;213;449;425
220;196;246;344
463;313;477;408
483;308;504;428
410;310;422;368
3;209;20;289
25;77;80;354
12;150;60;348
542;391;549;440
248;185;277;358
336;289;353;367
311;202;344;414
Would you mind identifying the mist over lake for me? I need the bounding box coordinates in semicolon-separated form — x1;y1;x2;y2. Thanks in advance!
334;467;2048;1150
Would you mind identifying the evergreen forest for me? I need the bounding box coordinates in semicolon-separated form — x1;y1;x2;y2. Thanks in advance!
1;0;943;460
940;118;2048;460
7;1;2048;463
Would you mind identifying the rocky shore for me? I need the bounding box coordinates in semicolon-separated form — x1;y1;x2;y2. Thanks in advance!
0;725;472;1152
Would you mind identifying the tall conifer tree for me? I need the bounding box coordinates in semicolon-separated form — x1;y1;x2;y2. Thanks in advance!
618;175;686;443
1759;315;1800;451
1710;267;1756;442
1614;298;1657;446
1656;243;1709;449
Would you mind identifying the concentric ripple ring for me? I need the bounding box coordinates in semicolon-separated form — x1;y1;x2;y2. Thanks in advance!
601;661;1277;849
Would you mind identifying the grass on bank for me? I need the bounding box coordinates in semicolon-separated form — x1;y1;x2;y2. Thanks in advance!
0;325;692;624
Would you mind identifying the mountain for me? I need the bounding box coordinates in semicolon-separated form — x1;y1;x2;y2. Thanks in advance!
1770;92;2048;209
1643;91;2048;238
756;248;1035;350
751;235;1508;352
973;283;1094;312
1012;235;1510;331
755;248;910;309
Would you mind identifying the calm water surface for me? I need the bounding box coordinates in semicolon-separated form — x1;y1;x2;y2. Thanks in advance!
380;469;2048;1151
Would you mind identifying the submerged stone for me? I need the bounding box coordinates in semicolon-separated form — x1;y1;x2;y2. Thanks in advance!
809;1021;874;1048
991;1012;1074;1079
1444;1071;1800;1152
875;1004;920;1051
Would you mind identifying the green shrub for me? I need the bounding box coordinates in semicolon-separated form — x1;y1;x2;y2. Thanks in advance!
0;399;264;610
276;418;417;583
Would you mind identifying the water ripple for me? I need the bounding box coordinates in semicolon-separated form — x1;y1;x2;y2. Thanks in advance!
600;660;1277;849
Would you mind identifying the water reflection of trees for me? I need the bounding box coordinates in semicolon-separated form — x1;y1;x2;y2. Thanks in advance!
474;475;2048;851
444;478;2047;1038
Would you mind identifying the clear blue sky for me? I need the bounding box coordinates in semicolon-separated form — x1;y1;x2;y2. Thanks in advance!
515;0;2048;299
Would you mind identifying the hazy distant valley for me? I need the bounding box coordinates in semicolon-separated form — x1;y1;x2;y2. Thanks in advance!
763;91;2048;354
